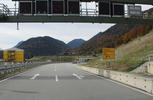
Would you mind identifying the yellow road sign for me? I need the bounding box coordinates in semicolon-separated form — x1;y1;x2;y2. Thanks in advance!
74;59;79;60
103;48;115;59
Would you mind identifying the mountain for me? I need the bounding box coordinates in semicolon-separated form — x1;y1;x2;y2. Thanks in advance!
76;24;152;54
0;48;2;59
0;51;2;59
90;32;103;39
14;41;24;48
56;39;70;48
67;39;86;48
76;8;153;55
18;36;70;58
76;24;137;54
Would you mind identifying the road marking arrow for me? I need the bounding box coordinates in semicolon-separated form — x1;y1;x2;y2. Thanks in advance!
80;75;84;78
31;73;39;80
73;73;84;79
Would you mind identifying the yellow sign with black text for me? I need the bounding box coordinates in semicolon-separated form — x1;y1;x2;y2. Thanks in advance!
74;59;79;60
103;48;115;59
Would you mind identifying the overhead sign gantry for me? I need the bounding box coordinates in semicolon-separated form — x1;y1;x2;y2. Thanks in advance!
0;0;152;25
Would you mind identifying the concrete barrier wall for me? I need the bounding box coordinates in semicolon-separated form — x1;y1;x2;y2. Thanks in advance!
148;62;153;74
77;65;153;94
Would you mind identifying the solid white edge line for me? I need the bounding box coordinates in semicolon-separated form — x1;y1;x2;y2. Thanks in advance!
74;67;153;97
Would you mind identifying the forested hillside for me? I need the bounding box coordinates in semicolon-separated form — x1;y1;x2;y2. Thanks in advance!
18;36;70;58
76;8;153;55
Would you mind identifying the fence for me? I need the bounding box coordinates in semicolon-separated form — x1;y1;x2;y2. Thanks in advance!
0;62;51;79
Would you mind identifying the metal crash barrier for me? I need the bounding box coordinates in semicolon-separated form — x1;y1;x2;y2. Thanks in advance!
0;62;51;79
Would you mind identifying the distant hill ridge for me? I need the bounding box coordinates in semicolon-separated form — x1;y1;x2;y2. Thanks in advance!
14;41;24;48
18;36;70;58
67;39;86;49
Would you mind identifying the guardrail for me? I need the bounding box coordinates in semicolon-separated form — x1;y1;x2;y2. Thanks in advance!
77;65;153;94
0;62;51;79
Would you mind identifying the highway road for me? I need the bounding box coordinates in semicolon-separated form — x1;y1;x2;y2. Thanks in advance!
0;63;153;100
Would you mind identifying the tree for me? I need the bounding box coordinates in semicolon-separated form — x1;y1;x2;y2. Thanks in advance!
28;52;34;59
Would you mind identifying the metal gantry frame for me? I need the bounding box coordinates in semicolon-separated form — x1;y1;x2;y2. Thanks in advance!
0;0;153;25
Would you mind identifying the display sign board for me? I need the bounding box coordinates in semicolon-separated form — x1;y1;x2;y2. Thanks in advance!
74;59;79;60
52;0;64;14
99;2;110;16
128;5;142;16
68;1;79;14
113;3;124;16
12;0;35;1
36;0;48;14
32;1;35;14
19;2;32;14
103;48;115;59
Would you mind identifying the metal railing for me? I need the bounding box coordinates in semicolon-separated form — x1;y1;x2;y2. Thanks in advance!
0;3;152;19
0;61;51;79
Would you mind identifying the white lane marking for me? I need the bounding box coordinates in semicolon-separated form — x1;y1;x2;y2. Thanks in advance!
66;64;72;68
0;66;41;83
55;69;56;71
77;68;153;97
0;63;52;83
80;75;84;78
31;73;40;80
55;75;58;82
73;73;84;79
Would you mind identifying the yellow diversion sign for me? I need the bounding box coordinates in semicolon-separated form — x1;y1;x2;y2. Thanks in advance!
103;48;115;59
74;59;79;60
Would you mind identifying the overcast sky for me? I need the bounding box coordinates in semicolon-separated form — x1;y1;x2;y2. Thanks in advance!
0;1;152;50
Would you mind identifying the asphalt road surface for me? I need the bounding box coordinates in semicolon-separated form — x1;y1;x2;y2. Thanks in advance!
0;63;153;100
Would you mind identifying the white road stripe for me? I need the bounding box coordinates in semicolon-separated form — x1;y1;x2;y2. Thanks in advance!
66;64;72;68
55;69;56;71
31;73;39;80
55;75;58;82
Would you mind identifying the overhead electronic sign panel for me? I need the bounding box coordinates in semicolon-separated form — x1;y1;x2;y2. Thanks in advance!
103;48;115;59
128;5;142;16
113;3;124;16
32;1;35;14
52;0;64;14
12;0;35;1
99;2;110;16
68;1;80;14
36;0;48;14
19;2;32;14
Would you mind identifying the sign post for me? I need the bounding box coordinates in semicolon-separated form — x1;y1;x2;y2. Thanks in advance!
103;48;115;69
